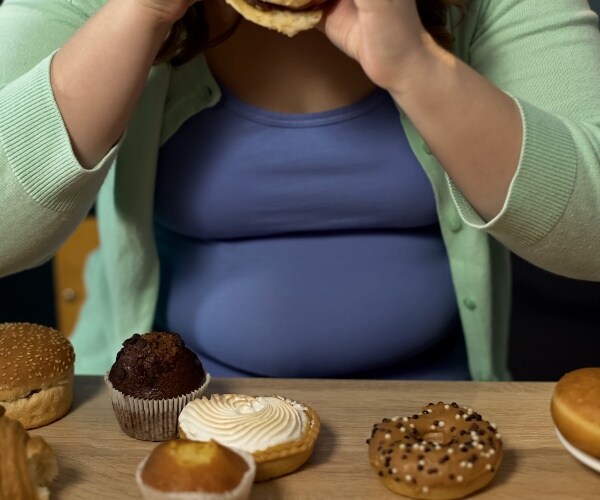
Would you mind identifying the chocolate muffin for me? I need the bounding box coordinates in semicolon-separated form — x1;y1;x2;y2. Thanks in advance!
108;332;206;400
105;332;211;441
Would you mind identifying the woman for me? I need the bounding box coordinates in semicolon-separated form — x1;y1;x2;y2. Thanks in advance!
0;0;599;379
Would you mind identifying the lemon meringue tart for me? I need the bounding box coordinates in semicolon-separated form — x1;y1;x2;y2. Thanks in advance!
178;394;320;481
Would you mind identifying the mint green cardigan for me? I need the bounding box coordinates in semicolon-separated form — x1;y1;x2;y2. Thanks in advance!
1;0;600;379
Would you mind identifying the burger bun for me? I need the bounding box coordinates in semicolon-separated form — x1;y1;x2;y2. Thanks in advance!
225;0;325;37
0;323;75;429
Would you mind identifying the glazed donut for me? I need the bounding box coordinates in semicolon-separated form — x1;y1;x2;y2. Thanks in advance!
367;402;503;500
551;367;600;458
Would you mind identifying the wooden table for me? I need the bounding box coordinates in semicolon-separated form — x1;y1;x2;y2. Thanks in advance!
34;376;598;499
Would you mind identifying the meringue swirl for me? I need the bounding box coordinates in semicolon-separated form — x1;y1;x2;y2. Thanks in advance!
179;394;308;453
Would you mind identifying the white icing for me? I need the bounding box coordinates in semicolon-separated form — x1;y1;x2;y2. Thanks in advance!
179;394;308;453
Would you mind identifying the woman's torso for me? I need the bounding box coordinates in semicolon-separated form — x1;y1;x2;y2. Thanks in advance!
153;82;467;379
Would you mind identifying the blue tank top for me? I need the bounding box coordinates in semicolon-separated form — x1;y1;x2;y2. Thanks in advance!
153;86;469;379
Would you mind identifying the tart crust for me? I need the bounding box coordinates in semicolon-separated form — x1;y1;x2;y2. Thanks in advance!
250;405;320;481
179;401;320;481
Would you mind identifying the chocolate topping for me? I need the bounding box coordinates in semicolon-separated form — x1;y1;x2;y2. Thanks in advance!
244;0;327;12
108;332;206;399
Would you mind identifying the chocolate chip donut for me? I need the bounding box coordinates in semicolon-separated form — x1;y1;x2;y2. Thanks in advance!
367;402;503;499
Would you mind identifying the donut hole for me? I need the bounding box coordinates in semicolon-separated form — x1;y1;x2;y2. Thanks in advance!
422;431;450;445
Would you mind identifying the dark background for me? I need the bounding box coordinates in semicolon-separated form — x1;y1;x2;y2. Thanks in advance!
0;1;598;380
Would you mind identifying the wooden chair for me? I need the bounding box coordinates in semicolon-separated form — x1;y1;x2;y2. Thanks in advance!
52;217;99;336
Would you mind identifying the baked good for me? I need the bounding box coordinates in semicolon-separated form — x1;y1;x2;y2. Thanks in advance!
0;322;75;429
108;331;207;399
178;394;320;481
105;331;210;441
136;439;256;500
367;402;503;499
551;367;600;458
0;405;59;500
225;0;331;37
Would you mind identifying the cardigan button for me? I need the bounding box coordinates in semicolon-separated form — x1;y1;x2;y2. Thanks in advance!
463;298;477;310
448;217;463;233
423;143;433;155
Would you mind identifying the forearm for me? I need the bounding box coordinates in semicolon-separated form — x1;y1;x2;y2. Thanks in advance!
390;39;523;221
51;0;172;168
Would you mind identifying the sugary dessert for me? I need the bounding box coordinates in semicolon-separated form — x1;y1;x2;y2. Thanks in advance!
105;331;210;441
136;439;255;500
224;0;332;37
0;322;75;429
367;402;503;499
551;367;600;458
0;405;59;500
178;394;320;481
108;331;207;399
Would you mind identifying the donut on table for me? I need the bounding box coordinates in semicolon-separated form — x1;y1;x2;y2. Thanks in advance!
367;402;503;499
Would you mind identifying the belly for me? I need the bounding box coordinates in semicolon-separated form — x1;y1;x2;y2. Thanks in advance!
155;225;458;377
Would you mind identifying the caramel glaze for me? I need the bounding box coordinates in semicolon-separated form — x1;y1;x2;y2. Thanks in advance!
367;402;503;497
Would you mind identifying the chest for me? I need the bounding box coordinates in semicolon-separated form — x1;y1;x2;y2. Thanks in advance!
154;88;437;240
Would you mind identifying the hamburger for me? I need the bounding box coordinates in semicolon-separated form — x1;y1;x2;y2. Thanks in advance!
225;0;331;37
0;323;75;429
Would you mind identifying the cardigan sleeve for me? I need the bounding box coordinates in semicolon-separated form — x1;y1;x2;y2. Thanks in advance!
0;0;117;278
448;0;600;280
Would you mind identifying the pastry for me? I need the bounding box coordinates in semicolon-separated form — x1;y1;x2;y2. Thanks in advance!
0;405;58;500
551;367;600;458
0;322;74;429
136;439;255;500
367;402;503;499
178;394;320;481
105;331;210;441
224;0;331;37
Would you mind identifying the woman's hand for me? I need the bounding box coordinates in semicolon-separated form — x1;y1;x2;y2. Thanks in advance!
323;0;523;221
51;0;202;168
321;0;436;96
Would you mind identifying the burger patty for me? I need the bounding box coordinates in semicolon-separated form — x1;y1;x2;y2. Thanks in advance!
245;0;328;12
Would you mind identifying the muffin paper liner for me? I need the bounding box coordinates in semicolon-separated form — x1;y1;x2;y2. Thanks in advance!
135;447;256;500
104;372;211;441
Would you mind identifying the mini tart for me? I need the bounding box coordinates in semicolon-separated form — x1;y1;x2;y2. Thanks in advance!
178;394;320;481
136;439;256;500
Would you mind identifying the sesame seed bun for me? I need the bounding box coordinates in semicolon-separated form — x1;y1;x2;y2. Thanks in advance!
225;0;325;37
0;323;75;429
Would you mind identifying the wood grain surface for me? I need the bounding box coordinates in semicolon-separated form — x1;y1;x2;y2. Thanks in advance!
33;376;599;499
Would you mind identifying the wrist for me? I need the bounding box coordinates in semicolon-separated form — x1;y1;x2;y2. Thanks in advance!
110;0;177;31
386;35;453;103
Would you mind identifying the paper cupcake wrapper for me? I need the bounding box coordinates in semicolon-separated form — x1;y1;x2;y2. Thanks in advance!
104;373;211;441
135;446;256;500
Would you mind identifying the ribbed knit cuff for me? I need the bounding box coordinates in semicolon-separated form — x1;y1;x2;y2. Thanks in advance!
0;54;117;212
449;95;577;245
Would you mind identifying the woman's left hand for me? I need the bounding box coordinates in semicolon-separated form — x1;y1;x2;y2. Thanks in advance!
321;0;436;95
